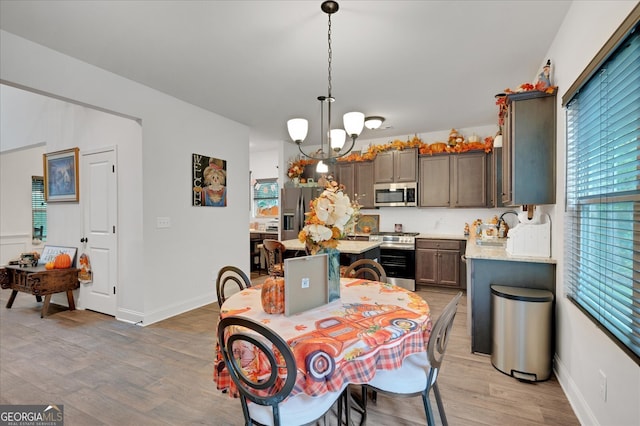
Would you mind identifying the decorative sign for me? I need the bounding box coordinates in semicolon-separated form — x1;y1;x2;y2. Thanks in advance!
38;245;78;266
78;253;93;283
192;154;227;207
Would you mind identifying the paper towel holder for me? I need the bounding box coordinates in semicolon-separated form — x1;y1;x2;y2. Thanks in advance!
523;204;536;221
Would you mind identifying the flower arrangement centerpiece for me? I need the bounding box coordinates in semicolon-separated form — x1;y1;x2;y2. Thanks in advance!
298;178;360;302
298;179;359;255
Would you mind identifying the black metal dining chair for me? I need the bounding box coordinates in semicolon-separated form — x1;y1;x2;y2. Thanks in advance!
217;316;350;426
360;291;463;426
216;266;251;308
343;259;387;283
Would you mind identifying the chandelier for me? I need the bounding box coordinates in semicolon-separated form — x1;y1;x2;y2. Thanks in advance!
287;1;365;172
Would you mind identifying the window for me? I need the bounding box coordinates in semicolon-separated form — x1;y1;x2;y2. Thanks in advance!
564;19;639;362
253;179;279;217
32;176;47;241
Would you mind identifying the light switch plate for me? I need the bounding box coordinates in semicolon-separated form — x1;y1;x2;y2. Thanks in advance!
157;217;171;228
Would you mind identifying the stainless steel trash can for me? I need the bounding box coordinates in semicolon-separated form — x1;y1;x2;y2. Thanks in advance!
491;285;554;382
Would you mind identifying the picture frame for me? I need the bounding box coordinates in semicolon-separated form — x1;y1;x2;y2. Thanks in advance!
43;147;80;202
192;153;227;207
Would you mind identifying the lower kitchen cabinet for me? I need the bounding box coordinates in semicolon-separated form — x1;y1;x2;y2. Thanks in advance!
467;257;555;354
415;239;466;289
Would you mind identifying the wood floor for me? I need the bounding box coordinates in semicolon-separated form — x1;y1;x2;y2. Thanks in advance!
0;278;579;426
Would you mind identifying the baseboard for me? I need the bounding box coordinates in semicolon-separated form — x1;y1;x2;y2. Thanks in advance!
554;354;598;426
116;307;145;325
141;291;216;326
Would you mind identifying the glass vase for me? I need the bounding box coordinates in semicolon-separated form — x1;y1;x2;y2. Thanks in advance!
318;247;340;302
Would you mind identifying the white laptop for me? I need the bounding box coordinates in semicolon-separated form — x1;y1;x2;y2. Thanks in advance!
284;254;329;316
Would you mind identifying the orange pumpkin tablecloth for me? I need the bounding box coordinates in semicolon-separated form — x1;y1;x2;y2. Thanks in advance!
214;278;432;398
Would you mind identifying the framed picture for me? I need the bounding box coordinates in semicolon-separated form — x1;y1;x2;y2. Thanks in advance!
192;153;227;207
43;147;79;202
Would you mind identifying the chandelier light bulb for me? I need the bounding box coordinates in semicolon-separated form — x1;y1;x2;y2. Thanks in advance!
330;129;346;151
316;160;329;173
287;118;308;143
344;112;365;138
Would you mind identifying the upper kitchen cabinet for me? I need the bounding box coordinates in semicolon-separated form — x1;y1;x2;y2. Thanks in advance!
489;147;504;208
335;161;375;208
502;91;556;206
374;148;418;183
419;151;488;207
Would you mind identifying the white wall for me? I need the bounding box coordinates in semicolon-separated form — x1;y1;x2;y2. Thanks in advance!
0;144;46;264
1;30;250;325
545;2;639;426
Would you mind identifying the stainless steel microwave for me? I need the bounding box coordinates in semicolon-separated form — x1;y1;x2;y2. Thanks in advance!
373;182;418;207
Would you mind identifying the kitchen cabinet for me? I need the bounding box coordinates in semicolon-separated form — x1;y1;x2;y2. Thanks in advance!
419;151;488;207
502;91;556;206
489;147;504;207
374;148;417;183
415;239;466;289
467;257;555;354
335;161;375;208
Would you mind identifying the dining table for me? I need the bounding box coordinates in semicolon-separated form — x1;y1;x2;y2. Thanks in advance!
214;277;432;399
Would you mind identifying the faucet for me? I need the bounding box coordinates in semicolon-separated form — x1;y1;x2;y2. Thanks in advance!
498;210;519;233
499;210;519;224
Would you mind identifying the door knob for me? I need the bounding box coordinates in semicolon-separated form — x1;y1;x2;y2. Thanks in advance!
80;237;88;243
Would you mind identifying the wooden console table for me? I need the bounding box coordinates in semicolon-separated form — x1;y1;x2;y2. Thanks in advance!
0;265;80;318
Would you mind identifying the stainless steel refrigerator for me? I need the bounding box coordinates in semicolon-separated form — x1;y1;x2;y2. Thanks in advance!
280;186;323;241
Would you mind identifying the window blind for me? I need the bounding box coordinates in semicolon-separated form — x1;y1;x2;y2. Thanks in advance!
564;23;640;363
32;176;47;241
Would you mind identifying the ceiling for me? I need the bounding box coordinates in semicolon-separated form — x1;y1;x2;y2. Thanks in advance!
0;0;572;151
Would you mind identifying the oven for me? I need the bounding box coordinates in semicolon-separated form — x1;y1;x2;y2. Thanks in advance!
369;232;417;291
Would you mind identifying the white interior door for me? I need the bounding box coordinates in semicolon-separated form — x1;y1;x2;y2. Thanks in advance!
80;148;117;316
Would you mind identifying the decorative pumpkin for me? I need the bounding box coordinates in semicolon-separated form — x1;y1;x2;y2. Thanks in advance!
53;253;72;269
261;276;285;314
45;261;55;270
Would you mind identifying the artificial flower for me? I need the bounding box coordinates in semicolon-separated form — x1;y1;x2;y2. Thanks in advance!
298;179;360;254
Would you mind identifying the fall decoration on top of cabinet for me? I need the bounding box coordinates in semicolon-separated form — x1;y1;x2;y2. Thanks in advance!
53;253;72;269
298;178;360;255
496;59;558;129
287;158;317;180
337;133;494;162
261;276;285;314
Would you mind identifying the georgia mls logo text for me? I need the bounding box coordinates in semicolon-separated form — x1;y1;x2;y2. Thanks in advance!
0;405;63;426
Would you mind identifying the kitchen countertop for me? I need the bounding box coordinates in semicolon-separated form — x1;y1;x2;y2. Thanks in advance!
465;237;556;264
250;229;278;234
281;239;382;254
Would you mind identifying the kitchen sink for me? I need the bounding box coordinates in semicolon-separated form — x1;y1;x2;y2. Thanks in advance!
475;239;506;247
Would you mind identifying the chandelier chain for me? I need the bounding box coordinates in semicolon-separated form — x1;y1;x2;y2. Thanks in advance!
327;13;332;97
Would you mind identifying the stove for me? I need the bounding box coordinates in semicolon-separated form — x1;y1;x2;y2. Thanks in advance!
368;232;419;249
368;232;418;291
